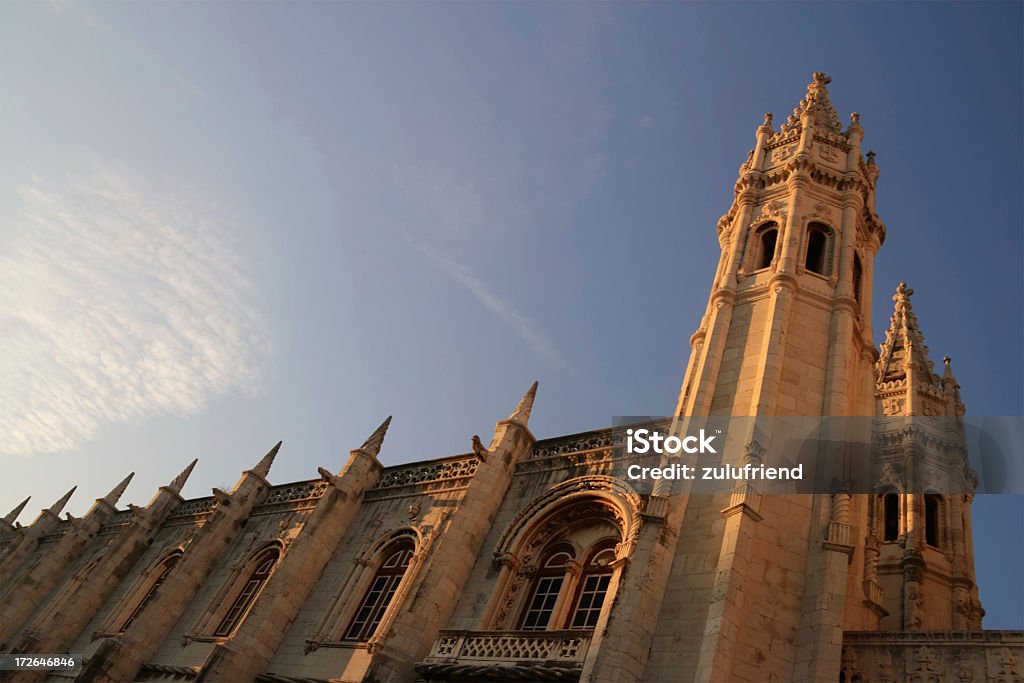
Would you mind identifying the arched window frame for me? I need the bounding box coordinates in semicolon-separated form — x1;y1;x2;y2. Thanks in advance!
749;221;780;272
115;550;183;633
803;222;835;277
210;545;281;637
486;477;642;633
518;544;578;631
308;528;423;650
342;538;415;642
565;540;618;630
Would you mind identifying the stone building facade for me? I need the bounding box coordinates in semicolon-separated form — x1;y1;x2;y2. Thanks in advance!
1;73;1021;683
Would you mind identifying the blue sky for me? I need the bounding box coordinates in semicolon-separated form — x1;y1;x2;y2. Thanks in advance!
1;2;1021;627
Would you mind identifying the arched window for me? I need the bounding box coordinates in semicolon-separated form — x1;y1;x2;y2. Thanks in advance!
853;254;863;304
121;551;181;631
756;224;778;270
520;546;574;631
805;223;830;275
925;494;941;548
343;539;414;641
882;492;899;542
567;543;616;629
214;548;280;637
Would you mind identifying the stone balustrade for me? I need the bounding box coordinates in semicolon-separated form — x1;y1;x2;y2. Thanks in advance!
415;630;592;681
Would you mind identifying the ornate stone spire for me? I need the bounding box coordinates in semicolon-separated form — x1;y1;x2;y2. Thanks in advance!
358;416;392;458
101;472;135;507
780;71;843;135
507;381;539;427
876;282;938;387
168;459;198;495
252;441;282;479
48;487;77;517
3;497;30;525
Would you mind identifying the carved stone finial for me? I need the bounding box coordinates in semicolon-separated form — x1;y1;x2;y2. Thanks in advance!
812;71;832;85
358;416;392;458
867;150;877;165
851;112;860;125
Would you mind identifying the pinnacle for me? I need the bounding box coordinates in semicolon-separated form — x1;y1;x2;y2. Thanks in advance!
876;282;938;388
780;71;843;135
358;416;392;458
507;381;539;427
252;441;282;479
168;459;198;494
48;487;77;517
102;472;135;507
3;497;30;525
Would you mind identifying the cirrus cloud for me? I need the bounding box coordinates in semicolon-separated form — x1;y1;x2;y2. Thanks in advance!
0;170;272;456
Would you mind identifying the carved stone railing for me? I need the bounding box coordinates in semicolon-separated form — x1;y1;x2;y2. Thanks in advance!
415;630;590;681
165;496;218;525
365;455;479;500
841;630;1024;683
40;519;70;544
98;509;136;536
252;479;330;514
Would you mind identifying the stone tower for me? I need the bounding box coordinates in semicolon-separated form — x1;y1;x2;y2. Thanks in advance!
676;71;883;420
644;72;886;683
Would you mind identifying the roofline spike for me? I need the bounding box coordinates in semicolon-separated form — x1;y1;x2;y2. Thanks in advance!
507;380;539;427
3;496;31;525
252;441;282;479
49;486;77;516
102;472;135;507
357;416;392;458
168;459;198;494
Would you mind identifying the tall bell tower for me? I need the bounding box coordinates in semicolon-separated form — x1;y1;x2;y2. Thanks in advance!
658;73;889;683
676;71;884;420
652;73;987;683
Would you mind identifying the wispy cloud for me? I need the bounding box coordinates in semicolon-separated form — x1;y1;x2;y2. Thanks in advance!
414;243;566;370
0;170;272;456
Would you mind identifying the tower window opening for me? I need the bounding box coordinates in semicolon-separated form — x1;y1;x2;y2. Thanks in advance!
805;224;829;275
882;493;899;542
925;494;941;547
853;254;863;304
756;225;778;270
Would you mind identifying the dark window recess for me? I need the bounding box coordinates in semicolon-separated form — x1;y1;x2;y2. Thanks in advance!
806;226;828;274
758;228;778;269
925;494;941;547
853;255;863;303
883;493;899;542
